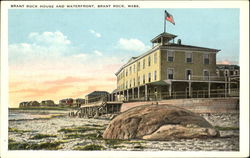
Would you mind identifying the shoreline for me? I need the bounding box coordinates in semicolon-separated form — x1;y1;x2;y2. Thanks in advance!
8;109;239;151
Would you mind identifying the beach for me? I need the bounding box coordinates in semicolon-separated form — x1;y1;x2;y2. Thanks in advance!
8;109;239;151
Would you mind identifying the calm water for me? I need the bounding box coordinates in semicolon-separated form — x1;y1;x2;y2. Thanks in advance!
8;110;59;121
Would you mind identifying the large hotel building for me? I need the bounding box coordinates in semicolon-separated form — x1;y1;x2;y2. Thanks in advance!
113;32;238;101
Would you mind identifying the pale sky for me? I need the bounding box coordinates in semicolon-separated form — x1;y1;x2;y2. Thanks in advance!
8;9;239;107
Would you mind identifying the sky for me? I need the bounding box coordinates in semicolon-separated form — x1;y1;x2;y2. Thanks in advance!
8;8;239;107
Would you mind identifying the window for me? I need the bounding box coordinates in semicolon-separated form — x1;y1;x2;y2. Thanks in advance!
230;71;234;76
186;52;192;63
129;66;132;74
133;78;135;86
126;81;128;89
126;69;128;76
154;71;157;80
234;70;239;75
167;68;174;79
137;62;140;71
143;74;145;84
148;72;151;82
167;51;174;62
186;69;192;80
224;70;229;77
154;53;157;64
138;76;140;85
133;64;136;73
143;59;145;69
204;54;209;64
203;70;209;80
129;79;132;88
148;56;151;66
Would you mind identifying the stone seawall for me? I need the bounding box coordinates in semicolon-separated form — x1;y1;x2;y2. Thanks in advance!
121;98;239;113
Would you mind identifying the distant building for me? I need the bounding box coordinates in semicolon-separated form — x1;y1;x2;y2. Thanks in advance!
27;101;40;107
216;64;240;77
40;100;55;106
59;98;73;106
19;101;29;108
85;91;109;104
75;98;85;107
216;64;240;96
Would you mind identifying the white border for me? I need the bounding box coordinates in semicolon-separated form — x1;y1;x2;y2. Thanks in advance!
1;1;249;158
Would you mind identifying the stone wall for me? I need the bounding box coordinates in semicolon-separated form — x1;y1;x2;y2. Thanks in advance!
121;97;239;113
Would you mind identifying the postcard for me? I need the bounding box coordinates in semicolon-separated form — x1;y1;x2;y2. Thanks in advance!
1;1;249;158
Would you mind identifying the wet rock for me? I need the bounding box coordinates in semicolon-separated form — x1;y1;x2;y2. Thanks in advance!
103;104;219;140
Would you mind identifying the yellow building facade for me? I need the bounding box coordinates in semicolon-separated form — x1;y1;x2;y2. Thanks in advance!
114;32;231;101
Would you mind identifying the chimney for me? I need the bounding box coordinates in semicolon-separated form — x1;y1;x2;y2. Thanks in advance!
177;39;181;45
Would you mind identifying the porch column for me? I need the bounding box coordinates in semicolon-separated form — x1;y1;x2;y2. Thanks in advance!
169;83;172;97
123;90;125;101
188;82;192;98
228;77;231;95
132;88;135;99
208;82;211;98
127;89;129;101
145;84;148;100
225;77;227;97
138;86;140;99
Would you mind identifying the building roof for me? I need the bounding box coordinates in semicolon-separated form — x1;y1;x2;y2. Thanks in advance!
216;64;240;70
86;91;109;97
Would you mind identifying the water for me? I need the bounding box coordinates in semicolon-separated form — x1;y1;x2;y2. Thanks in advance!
8;110;53;121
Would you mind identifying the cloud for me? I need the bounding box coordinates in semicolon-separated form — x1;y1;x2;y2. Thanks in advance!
43;76;94;85
73;53;87;58
117;38;150;52
29;31;71;45
9;31;83;65
217;60;239;65
89;29;101;38
93;50;103;56
10;85;72;97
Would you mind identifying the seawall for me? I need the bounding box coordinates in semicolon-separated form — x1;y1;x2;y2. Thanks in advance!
121;97;239;113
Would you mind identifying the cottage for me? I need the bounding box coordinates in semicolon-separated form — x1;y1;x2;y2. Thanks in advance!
40;100;55;106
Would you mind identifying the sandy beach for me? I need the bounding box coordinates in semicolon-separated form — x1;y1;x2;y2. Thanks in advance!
8;109;239;151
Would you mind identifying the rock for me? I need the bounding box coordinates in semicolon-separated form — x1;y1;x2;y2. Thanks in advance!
103;104;219;140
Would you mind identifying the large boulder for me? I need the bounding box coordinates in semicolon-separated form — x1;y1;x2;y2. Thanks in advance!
103;104;219;140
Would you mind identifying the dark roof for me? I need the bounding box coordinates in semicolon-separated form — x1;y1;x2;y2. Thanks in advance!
163;43;220;52
86;91;109;97
216;64;240;70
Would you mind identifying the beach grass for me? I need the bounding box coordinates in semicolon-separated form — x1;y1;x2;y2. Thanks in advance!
73;144;106;150
58;126;100;133
214;126;239;131
104;139;125;146
65;133;100;139
8;127;32;133
8;140;65;150
31;134;57;139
